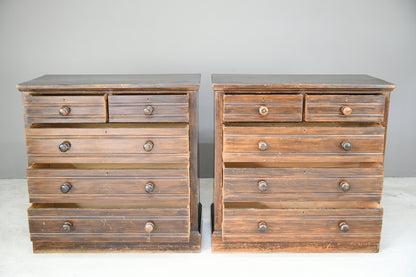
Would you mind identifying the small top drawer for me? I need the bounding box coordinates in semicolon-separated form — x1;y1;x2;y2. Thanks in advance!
108;94;189;122
305;94;385;122
24;95;106;125
223;94;303;122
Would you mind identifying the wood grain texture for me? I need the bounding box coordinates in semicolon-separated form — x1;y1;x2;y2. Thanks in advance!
305;94;385;122
222;207;382;242
108;94;189;122
212;74;394;253
224;167;384;202
212;74;395;90
28;206;190;243
223;125;385;163
27;168;189;204
26;127;189;164
32;232;201;253
17;74;201;91
24;95;106;125
223;94;303;122
19;74;201;252
188;91;199;232
212;232;380;253
214;91;224;231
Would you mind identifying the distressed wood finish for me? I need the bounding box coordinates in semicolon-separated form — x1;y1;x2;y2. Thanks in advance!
305;94;386;122
224;167;384;202
223;125;385;163
108;94;189;122
29;205;190;242
24;95;106;125
223;94;303;122
222;207;382;242
27;168;189;203
18;74;201;252
212;74;394;253
26;127;189;164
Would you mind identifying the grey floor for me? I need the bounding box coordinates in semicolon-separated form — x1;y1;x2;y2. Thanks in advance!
1;178;415;277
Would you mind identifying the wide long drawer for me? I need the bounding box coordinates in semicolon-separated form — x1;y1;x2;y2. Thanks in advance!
24;95;106;125
224;167;384;202
26;126;189;164
223;206;383;243
223;125;385;163
28;204;190;243
108;94;189;123
27;167;189;204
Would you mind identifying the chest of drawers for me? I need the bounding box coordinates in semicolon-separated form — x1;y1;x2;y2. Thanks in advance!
17;74;201;252
211;74;394;253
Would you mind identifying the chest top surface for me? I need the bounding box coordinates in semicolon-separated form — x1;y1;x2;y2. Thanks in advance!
17;74;201;92
212;74;395;91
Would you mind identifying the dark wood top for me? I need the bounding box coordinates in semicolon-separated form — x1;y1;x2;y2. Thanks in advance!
212;74;394;90
17;74;201;91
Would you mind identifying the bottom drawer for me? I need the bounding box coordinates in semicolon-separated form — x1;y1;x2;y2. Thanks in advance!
28;204;190;243
223;203;382;243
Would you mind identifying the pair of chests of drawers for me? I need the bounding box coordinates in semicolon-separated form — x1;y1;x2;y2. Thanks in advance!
218;92;386;249
24;93;192;246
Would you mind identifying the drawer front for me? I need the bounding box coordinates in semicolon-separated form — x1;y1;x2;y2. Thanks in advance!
27;168;189;204
224;167;384;202
28;207;190;242
223;94;303;122
305;94;385;122
223;208;383;242
108;95;189;122
26;127;189;164
223;126;385;163
24;95;106;124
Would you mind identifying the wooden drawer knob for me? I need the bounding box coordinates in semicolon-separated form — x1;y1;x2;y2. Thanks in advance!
62;221;72;232
59;141;71;152
341;106;352;116
59;106;71;116
60;182;72;193
144;105;154;115
143;140;154;152
257;180;268;192
258;222;267;233
339;181;350;192
339;222;350;233
145;182;154;193
258;106;269;116
258;141;268;151
144;221;155;233
341;141;352;151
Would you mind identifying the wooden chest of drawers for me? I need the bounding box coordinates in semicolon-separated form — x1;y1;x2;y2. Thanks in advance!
17;74;201;252
211;74;394;253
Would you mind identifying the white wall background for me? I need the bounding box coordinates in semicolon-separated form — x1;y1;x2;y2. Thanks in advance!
0;0;415;178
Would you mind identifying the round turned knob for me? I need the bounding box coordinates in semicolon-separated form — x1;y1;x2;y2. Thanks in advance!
258;222;267;233
258;106;269;116
144;221;155;233
341;141;352;151
144;105;154;115
145;182;154;193
59;106;71;116
257;180;268;192
62;221;72;232
143;140;154;152
258;141;268;151
339;222;350;233
59;141;71;152
339;181;350;192
60;182;72;193
341;106;352;116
